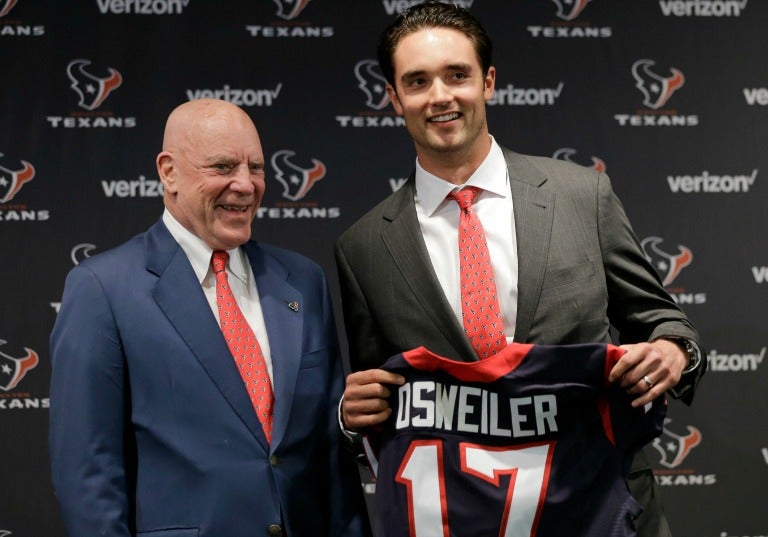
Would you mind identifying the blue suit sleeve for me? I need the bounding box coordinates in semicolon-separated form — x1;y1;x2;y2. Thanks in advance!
49;264;133;537
318;271;372;537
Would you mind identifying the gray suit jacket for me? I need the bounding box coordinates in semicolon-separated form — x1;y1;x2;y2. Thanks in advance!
335;148;703;399
336;148;703;536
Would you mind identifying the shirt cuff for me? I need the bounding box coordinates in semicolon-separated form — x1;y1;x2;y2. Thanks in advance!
338;394;362;441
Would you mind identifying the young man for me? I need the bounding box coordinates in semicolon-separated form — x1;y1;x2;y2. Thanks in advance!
336;2;704;535
50;99;370;537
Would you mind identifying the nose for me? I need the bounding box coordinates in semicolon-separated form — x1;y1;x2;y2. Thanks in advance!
230;165;256;194
428;79;453;105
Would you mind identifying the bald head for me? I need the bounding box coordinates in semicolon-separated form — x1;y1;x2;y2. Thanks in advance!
156;99;266;251
162;98;257;155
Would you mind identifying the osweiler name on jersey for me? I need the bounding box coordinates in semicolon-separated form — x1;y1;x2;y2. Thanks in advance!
366;343;666;537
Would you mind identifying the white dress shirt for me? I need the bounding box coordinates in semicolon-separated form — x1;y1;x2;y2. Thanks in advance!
414;136;519;342
162;209;273;383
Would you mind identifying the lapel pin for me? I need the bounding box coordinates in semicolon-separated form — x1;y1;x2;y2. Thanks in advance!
288;301;299;312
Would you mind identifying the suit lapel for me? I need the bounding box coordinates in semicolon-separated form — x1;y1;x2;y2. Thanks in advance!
245;242;302;451
378;148;555;353
145;221;269;450
380;180;477;359
503;149;555;343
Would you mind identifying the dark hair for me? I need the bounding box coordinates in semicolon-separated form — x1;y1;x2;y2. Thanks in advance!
377;0;493;85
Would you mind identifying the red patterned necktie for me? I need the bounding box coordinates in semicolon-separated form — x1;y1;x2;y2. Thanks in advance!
448;187;507;359
211;250;274;443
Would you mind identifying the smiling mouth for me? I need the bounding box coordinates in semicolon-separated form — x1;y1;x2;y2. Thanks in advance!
220;204;249;212
429;112;460;123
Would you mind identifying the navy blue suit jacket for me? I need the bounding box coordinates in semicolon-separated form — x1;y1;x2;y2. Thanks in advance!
50;219;369;537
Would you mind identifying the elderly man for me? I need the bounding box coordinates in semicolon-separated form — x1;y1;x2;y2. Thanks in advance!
50;99;370;537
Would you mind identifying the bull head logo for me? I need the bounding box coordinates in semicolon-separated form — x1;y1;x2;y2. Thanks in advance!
71;243;96;265
641;236;693;286
0;0;18;17
273;0;311;20
270;150;326;201
552;148;606;173
0;340;39;391
551;0;592;20
66;59;123;111
354;60;389;111
652;419;702;468
631;59;685;110
0;153;35;203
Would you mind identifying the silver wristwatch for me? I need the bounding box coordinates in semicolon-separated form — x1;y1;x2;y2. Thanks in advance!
672;337;701;374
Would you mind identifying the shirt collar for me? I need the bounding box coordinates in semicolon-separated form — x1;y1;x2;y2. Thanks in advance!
162;208;249;285
414;136;509;216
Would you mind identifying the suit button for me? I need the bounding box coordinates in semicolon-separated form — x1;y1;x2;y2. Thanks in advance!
270;455;279;466
267;523;282;536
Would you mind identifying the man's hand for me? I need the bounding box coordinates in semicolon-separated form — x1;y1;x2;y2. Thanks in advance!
609;339;688;408
342;369;405;431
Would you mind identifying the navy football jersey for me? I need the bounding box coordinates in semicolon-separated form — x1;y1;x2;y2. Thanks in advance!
367;343;666;537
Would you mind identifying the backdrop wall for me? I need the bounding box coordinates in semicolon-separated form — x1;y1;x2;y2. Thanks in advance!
1;1;766;536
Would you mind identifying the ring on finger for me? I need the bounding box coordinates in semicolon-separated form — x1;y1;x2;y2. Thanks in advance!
642;375;653;388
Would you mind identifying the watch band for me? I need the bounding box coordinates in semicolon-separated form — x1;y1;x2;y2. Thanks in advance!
673;337;701;374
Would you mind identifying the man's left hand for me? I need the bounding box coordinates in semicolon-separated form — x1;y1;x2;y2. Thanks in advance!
609;339;688;408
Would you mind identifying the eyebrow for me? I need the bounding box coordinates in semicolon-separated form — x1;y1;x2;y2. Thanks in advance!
203;156;238;165
400;69;426;83
400;63;474;82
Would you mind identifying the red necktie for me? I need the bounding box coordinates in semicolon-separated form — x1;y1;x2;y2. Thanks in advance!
211;250;274;443
449;187;507;359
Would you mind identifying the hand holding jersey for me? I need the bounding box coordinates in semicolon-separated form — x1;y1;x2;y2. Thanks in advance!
612;340;691;407
342;369;405;430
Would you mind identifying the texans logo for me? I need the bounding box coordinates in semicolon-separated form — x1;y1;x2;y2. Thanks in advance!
273;0;311;20
552;0;593;20
552;148;606;173
0;340;39;391
652;419;702;468
71;243;96;265
632;59;685;110
0;0;18;17
270;150;326;201
0;153;35;203
66;59;123;111
354;60;389;111
641;236;692;286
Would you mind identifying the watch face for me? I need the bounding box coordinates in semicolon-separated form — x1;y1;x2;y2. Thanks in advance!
679;339;700;372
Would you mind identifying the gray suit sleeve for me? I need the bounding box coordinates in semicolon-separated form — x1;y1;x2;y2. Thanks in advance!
597;172;705;403
335;238;385;372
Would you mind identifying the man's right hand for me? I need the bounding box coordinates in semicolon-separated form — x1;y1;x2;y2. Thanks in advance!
341;369;405;431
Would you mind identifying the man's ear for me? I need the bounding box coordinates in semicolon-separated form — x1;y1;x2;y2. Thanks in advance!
156;152;177;194
484;65;496;102
387;84;403;115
